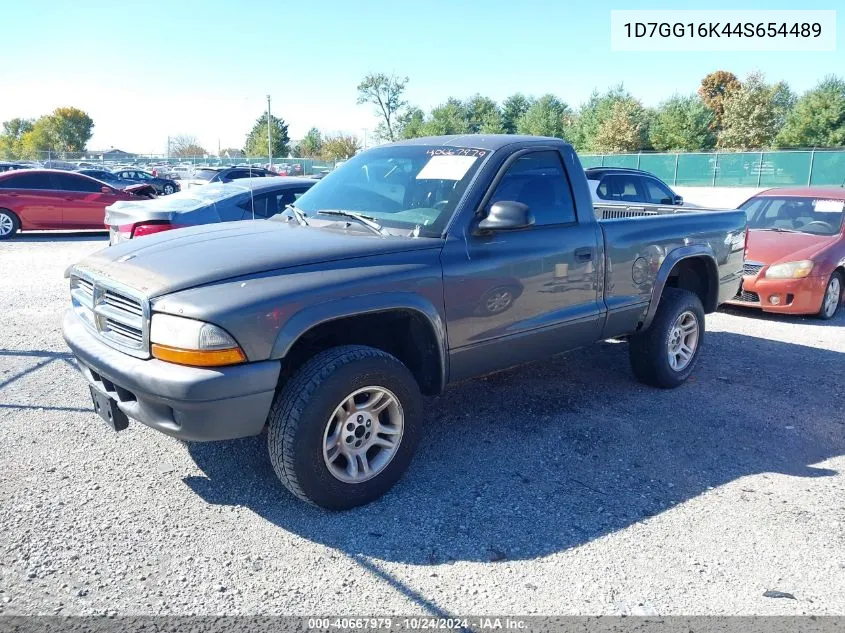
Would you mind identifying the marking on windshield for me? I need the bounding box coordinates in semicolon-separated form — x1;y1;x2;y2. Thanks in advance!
416;155;477;181
425;148;487;157
813;199;844;212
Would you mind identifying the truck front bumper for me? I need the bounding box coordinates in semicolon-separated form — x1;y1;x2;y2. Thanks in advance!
62;311;280;441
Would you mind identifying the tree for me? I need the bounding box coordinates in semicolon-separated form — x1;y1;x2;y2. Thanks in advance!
357;73;408;142
464;95;504;134
649;95;715;151
718;72;794;149
570;86;635;151
423;98;471;136
776;75;845;147
218;147;243;158
170;135;206;157
2;118;34;140
698;71;741;131
47;107;93;152
18;117;57;159
0;118;34;158
321;134;360;161
501;93;534;134
297;127;323;157
593;100;650;153
397;107;427;139
515;94;571;139
243;113;290;158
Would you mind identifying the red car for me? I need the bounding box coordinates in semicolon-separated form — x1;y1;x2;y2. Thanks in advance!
728;187;845;319
0;169;156;239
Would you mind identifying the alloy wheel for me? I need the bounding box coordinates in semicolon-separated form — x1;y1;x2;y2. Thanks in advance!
667;310;699;371
322;386;404;484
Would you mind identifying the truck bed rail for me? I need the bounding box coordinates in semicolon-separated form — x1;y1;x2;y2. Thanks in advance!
594;203;717;220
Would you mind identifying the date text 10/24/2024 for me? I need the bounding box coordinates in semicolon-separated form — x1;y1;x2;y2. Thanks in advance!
307;618;528;631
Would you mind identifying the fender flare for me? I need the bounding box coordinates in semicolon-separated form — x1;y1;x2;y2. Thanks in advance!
642;245;719;330
269;292;449;393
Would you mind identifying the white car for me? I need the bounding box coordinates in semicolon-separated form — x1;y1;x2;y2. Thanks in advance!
585;167;696;208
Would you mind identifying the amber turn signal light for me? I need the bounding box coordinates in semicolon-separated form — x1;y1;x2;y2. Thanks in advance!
151;343;246;367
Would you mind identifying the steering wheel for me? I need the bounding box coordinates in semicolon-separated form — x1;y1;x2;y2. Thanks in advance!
803;220;834;232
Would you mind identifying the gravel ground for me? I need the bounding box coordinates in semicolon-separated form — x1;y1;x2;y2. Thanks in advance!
0;233;843;616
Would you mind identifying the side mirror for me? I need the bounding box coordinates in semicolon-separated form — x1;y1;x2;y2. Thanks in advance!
672;195;683;205
476;201;534;234
101;186;112;194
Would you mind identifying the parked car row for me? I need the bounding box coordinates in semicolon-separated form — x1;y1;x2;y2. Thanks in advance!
0;168;315;240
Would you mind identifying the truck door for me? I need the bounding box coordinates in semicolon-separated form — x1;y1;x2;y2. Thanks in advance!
441;149;602;381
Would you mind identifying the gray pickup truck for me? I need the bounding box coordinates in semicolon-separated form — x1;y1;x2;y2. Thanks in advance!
63;135;747;509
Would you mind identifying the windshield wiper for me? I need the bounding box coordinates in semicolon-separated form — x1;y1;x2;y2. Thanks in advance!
284;204;309;226
318;210;386;236
756;227;799;233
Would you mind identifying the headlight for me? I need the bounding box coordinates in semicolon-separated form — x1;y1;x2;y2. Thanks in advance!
149;313;245;367
765;260;815;279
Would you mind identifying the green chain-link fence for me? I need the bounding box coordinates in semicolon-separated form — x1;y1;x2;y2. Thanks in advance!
579;150;845;187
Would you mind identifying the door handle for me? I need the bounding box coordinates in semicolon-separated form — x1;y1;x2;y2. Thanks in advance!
574;247;593;262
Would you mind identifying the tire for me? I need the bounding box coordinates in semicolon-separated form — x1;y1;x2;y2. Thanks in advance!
163;184;175;195
628;288;705;389
0;209;20;240
817;271;843;320
267;345;422;510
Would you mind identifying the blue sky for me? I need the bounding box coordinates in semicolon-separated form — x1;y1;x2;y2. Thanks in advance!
0;0;841;154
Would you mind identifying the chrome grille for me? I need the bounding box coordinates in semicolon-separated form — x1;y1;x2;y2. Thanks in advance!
743;262;764;277
69;271;149;358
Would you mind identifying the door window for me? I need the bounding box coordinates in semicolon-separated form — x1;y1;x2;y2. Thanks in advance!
487;151;576;225
50;173;103;192
642;178;675;204
0;172;52;189
596;175;643;202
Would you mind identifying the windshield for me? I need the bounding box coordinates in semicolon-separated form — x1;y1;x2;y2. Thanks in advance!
292;145;490;236
193;169;218;181
740;196;845;236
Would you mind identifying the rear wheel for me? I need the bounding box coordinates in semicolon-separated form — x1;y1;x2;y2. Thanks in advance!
0;209;20;240
817;272;843;320
267;345;421;510
629;288;704;388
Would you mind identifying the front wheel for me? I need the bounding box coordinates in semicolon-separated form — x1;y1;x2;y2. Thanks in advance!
817;272;843;320
629;288;705;389
267;345;421;510
0;209;20;240
163;184;175;195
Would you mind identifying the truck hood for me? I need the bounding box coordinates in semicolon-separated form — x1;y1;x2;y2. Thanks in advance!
73;220;443;298
745;229;838;265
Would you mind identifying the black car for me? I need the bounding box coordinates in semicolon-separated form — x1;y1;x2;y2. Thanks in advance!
0;162;34;173
185;166;276;187
113;168;180;195
78;169;136;189
585;167;691;207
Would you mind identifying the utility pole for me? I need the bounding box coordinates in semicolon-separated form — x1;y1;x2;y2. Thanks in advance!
362;128;368;150
166;136;170;161
266;94;272;168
